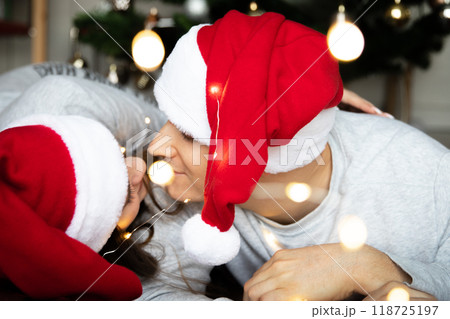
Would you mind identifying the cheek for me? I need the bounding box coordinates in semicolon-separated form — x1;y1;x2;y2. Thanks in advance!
166;176;204;202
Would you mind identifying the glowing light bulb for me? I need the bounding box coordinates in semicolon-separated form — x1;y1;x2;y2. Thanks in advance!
285;182;311;203
120;146;126;154
210;86;219;95
327;8;364;62
391;8;402;19
132;30;165;72
144;116;151;125
184;198;191;203
387;287;410;301
250;2;258;11
185;0;209;19
443;8;450;19
148;160;174;186
123;232;132;240
262;228;284;252
289;295;308;301
338;215;367;250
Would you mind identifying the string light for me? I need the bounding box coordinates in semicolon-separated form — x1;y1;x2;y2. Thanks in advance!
103;209;167;257
122;232;132;240
183;198;191;203
285;182;311;203
120;146;126;154
144;116;151;125
210;85;219;95
338;215;367;250
327;5;365;62
148;160;174;186
387;287;410;301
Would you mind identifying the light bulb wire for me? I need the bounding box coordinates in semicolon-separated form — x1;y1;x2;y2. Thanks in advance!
204;98;221;190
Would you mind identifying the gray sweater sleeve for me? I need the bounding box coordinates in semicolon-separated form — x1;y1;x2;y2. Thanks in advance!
0;75;166;145
386;152;450;301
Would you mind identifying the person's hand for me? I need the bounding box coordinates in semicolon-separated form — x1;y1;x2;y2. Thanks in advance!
243;244;359;301
342;89;394;119
243;244;412;301
118;157;148;231
363;281;437;301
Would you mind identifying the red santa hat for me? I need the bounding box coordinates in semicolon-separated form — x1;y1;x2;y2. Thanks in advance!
0;114;142;300
154;11;343;265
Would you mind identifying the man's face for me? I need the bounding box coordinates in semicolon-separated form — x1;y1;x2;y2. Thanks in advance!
147;121;208;202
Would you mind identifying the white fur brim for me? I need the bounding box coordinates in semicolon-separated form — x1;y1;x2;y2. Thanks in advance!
182;214;240;266
8;114;128;252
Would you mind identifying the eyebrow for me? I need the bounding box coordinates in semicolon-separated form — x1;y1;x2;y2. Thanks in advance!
181;131;194;141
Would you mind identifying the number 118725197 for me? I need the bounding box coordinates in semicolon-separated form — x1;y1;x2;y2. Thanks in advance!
372;305;438;316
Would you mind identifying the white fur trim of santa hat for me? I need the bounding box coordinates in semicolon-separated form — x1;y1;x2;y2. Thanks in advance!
7;114;128;252
182;214;240;266
154;24;337;174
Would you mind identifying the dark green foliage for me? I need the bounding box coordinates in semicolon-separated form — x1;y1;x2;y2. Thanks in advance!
73;0;449;81
73;9;146;60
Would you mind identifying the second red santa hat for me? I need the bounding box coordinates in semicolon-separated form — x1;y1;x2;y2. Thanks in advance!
154;10;343;265
0;114;142;300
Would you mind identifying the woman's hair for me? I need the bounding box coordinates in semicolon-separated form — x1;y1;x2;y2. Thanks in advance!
99;164;185;279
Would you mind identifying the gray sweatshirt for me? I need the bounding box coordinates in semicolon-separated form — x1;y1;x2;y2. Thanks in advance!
139;110;450;301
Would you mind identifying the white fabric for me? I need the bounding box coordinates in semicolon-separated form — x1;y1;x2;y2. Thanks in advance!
154;24;336;173
8;114;128;252
154;25;210;142
266;107;337;173
182;214;240;266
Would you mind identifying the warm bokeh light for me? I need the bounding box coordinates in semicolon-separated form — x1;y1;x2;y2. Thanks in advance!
144;116;151;125
289;295;308;301
185;0;209;18
184;198;191;203
327;21;365;62
210;85;219;95
122;232;132;240
443;8;450;19
327;6;364;62
338;215;367;250
250;2;258;11
132;30;165;72
391;8;402;19
148;160;174;186
285;182;312;203
120;146;126;154
387;287;410;301
261;227;284;252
